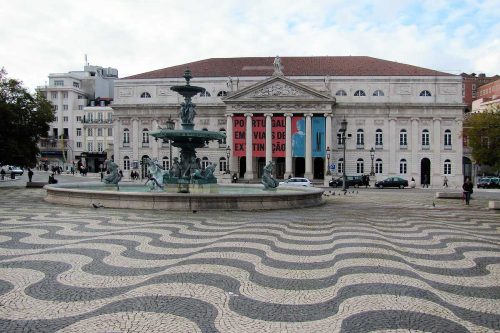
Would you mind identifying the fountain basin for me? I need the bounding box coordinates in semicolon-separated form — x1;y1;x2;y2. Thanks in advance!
44;182;324;211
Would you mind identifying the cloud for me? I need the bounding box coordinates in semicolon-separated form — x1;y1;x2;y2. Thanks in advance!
0;0;498;92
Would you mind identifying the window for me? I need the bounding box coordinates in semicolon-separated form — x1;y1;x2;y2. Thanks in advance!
54;116;58;122
375;158;383;174
54;80;64;86
337;132;343;145
88;142;93;151
373;90;384;96
123;129;130;144
78;105;83;110
338;158;344;174
400;159;407;174
140;92;151;98
97;142;103;152
63;116;68;122
98;112;103;121
472;84;476;98
88;128;93;136
375;129;383;146
217;91;227;97
443;159;451;175
86;113;93;122
51;92;57;99
78;94;84;99
123;156;130;170
76;142;82;148
63;92;68;99
219;157;227;172
76;116;82;122
422;129;430;147
356;158;364;174
201;157;210;169
97;128;102;137
76;128;81;136
419;90;432;96
219;128;226;145
400;129;408;147
54;105;58;111
108;113;113;122
108;128;113;136
73;82;80;88
356;129;364;147
63;105;68;111
200;91;211;97
335;90;347;96
444;129;452;147
162;157;169;170
142;129;149;144
354;90;366;96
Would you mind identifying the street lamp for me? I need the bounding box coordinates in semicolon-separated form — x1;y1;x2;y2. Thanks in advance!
370;147;375;176
225;145;231;174
326;146;331;176
165;116;175;169
340;118;348;191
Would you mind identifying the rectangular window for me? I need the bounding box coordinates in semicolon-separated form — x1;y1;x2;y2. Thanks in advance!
337;133;343;145
76;128;81;136
338;161;343;174
76;142;82;148
54;116;58;122
54;105;58;111
73;82;80;88
400;132;407;147
51;92;57;99
76;116;82;122
88;128;93;136
97;142;103;152
97;128;102;136
108;128;113;136
78;105;83;110
63;116;68;122
375;133;383;146
63;105;68;111
356;161;364;174
54;80;64;86
88;142;93;151
63;92;68;99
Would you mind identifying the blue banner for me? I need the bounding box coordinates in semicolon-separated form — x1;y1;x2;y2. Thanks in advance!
312;117;325;157
291;117;305;157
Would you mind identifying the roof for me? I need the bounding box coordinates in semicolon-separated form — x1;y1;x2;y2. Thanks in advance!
123;56;454;80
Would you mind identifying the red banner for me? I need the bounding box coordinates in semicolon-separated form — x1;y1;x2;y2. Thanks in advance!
252;116;266;157
271;116;285;157
233;116;246;157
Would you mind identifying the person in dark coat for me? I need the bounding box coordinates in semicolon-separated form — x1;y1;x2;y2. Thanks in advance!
28;168;34;182
462;177;473;205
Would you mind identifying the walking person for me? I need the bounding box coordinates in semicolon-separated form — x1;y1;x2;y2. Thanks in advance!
422;174;428;188
28;168;34;182
462;177;473;205
443;176;448;188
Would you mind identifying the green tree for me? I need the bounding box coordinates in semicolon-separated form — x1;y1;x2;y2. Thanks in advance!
464;104;500;173
0;68;54;167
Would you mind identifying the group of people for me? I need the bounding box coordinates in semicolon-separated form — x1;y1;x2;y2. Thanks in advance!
130;170;140;180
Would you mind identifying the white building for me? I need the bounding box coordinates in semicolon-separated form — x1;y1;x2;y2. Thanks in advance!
112;56;465;187
37;64;118;170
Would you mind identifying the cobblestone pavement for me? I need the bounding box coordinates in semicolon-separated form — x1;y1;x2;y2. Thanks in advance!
0;187;499;332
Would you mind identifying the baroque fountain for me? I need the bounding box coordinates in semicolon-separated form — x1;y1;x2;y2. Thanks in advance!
44;70;324;210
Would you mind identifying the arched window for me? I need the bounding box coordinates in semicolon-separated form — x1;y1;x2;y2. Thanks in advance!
422;129;430;147
217;91;227;97
356;129;364;146
219;157;227;172
375;129;383;146
444;129;452;147
338;158;344;174
123;156;130;170
400;129;408;147
219;128;226;145
199;91;211;97
123;128;130;144
335;90;347;96
354;90;366;96
356;158;364;174
373;90;385;96
375;158;383;174
162;156;169;170
140;92;151;98
399;159;407;174
419;90;432;97
142;129;149;144
444;159;451;175
201;157;210;169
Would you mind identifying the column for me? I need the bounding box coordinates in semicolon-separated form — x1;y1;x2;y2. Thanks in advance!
432;117;442;185
244;113;254;179
265;113;273;165
411;118;419;175
455;119;463;180
324;113;333;178
113;119;120;164
152;119;159;160
225;114;233;174
304;113;313;179
284;113;293;178
132;118;139;161
389;118;397;175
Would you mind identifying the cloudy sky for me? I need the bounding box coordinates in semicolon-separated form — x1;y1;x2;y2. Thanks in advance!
1;0;499;91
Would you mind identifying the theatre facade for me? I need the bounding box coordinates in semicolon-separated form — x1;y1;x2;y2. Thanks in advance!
112;56;464;186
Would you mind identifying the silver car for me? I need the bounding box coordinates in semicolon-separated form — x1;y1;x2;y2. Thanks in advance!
279;177;313;187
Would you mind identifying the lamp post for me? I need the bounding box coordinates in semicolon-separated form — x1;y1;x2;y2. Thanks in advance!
225;145;231;174
326;146;331;176
370;147;375;176
165;117;175;169
340;118;348;191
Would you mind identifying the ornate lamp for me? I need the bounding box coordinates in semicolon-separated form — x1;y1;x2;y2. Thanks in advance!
340;118;348;191
225;145;231;174
370;147;375;176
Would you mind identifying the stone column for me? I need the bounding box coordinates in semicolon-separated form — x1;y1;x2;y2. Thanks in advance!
265;113;273;165
113;119;120;164
284;113;293;178
305;113;313;179
324;113;333;179
152;119;159;160
244;113;254;179
454;119;463;181
132;118;139;161
411;118;419;176
225;113;233;174
389;118;397;175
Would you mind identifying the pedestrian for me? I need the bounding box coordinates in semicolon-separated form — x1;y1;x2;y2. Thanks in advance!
422;174;428;188
462;177;473;205
443;176;448;188
28;168;34;182
100;171;104;182
0;168;5;180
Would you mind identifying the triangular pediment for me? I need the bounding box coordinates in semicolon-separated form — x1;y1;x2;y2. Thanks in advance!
224;76;334;102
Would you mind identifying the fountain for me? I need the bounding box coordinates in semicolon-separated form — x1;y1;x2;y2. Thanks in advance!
44;70;324;211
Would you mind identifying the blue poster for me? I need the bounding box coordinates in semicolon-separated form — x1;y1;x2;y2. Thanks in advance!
292;117;305;157
312;117;325;157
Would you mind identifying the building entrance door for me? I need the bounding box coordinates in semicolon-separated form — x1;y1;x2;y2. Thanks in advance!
294;157;305;177
420;158;431;186
239;157;246;178
275;157;285;179
257;157;266;178
313;157;324;179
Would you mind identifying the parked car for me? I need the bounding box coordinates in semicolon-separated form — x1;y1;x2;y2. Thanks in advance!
329;176;363;188
279;177;313;187
375;177;408;189
0;165;24;176
477;177;500;189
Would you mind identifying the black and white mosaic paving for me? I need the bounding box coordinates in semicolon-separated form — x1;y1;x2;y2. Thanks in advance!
0;188;499;332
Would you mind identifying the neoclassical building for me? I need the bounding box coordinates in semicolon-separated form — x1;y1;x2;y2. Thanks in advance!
112;56;464;186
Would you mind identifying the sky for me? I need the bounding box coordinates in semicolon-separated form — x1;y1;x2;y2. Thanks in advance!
1;0;499;92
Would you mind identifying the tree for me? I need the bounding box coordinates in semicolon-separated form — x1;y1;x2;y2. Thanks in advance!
0;68;54;167
464;104;500;174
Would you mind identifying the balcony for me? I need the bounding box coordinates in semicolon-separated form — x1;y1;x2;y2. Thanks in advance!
81;119;113;124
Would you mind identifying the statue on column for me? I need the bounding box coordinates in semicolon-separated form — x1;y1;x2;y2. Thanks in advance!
273;56;283;76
